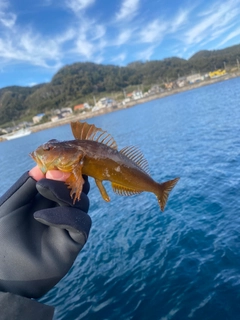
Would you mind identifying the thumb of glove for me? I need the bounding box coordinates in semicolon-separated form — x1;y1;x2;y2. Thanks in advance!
34;178;91;244
34;207;92;244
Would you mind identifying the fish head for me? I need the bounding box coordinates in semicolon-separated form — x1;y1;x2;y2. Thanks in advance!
30;139;83;174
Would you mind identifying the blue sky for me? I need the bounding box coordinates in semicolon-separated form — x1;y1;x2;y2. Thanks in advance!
0;0;240;88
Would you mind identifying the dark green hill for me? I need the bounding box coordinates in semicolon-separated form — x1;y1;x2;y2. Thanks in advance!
189;44;240;71
127;57;191;82
0;85;44;125
0;44;240;126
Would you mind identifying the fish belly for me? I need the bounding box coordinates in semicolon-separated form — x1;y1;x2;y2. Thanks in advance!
114;165;156;192
81;147;156;193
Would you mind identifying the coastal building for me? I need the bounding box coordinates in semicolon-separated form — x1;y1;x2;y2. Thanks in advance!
49;107;73;122
74;103;90;111
96;97;116;109
186;73;204;84
32;113;45;124
209;69;226;78
164;82;174;90
122;98;131;105
176;77;187;88
148;85;164;95
74;104;84;111
132;90;143;100
60;107;72;117
51;115;63;122
124;90;143;100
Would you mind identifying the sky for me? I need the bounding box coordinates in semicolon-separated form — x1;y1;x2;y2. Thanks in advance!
0;0;240;88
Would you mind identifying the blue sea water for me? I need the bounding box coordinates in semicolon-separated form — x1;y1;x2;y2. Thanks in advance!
1;77;240;319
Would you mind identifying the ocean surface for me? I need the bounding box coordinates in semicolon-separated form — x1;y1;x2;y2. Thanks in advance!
1;77;240;319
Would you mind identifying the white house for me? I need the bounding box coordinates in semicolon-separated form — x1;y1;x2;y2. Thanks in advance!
186;74;204;84
32;113;45;124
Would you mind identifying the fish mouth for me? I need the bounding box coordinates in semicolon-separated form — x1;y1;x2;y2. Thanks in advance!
29;151;47;174
29;151;36;161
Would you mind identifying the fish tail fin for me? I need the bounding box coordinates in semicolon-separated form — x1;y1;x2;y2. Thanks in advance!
156;177;180;211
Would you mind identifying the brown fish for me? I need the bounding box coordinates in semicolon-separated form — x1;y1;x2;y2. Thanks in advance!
30;121;179;211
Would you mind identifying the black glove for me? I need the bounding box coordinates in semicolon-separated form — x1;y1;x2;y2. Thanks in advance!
0;172;91;301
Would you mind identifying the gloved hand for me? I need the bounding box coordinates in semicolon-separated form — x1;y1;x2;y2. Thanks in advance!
0;171;91;300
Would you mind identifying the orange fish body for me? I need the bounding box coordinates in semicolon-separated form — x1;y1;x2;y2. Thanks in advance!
30;122;179;211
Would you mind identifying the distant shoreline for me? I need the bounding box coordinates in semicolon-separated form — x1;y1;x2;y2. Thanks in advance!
2;72;240;139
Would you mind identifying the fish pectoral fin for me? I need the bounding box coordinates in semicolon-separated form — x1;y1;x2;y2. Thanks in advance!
95;179;110;202
111;183;142;196
66;173;78;199
66;162;85;204
66;171;85;204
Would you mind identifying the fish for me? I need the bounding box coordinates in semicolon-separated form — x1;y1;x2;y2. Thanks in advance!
30;121;179;211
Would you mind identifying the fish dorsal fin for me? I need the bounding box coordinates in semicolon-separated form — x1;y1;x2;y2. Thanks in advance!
111;182;142;196
71;121;118;149
120;146;150;174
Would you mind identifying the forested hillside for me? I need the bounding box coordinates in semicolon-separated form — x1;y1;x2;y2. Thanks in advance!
0;44;240;126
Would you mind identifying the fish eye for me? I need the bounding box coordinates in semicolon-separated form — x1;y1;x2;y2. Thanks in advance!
43;144;54;151
48;139;59;143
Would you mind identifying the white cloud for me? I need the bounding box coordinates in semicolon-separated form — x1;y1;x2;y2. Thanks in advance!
0;0;16;29
71;19;107;59
66;0;95;13
91;24;106;40
139;19;167;43
111;52;126;63
0;12;16;28
136;45;155;61
0;9;107;67
55;28;76;44
28;82;38;87
115;0;140;21
0;28;63;69
218;26;240;47
75;37;94;59
1;0;240;79
20;33;60;59
170;8;190;32
115;29;132;45
184;0;240;46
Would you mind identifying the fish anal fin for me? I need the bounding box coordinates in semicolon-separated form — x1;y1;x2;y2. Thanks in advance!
71;121;118;149
120;146;150;174
111;182;142;196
